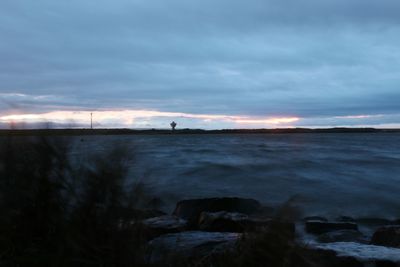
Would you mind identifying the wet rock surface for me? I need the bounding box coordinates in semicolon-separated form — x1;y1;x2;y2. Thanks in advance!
198;211;250;232
141;198;400;266
143;215;187;237
146;231;241;263
336;216;356;222
299;217;400;266
198;211;274;232
356;218;399;226
303;216;328;222
297;248;364;267
314;242;400;265
371;226;400;248
172;197;264;225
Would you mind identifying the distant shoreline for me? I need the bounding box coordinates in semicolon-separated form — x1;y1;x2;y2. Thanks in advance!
1;127;399;136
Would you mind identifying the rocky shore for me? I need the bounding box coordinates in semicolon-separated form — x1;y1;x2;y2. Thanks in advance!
3;136;399;266
139;197;400;266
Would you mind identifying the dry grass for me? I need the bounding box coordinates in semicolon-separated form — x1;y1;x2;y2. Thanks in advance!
0;136;154;266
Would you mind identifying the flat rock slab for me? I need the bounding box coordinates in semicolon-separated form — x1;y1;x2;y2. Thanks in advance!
315;242;400;264
303;216;328;222
143;215;187;237
306;221;358;235
199;211;248;232
198;211;272;232
356;218;400;226
336;216;356;222
173;197;263;225
146;231;241;263
371;226;400;248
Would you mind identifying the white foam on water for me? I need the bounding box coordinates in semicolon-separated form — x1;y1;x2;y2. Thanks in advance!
314;242;400;262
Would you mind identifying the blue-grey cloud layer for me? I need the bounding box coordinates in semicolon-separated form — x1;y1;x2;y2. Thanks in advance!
1;0;400;126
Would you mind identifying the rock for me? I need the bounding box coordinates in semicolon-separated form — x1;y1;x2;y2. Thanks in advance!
127;209;166;220
146;231;241;263
118;209;167;229
371;226;400;248
317;230;367;243
305;221;358;235
297;248;363;267
198;211;273;232
314;242;400;265
356;218;396;226
303;216;328;222
143;215;187;238
375;260;400;267
199;211;249;232
172;197;263;226
336;216;356;222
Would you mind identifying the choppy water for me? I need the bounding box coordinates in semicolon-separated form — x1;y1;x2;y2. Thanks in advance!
73;133;400;218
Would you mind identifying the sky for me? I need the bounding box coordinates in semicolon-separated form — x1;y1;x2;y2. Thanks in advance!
0;0;400;129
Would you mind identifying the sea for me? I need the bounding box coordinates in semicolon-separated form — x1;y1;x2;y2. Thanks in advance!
72;133;400;219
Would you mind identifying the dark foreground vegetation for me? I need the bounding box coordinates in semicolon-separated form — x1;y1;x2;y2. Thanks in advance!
1;136;399;266
0;136;160;266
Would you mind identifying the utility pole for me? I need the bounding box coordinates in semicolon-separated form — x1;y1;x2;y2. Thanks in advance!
90;112;93;129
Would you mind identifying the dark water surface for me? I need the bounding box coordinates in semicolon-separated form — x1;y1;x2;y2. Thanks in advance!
73;133;400;218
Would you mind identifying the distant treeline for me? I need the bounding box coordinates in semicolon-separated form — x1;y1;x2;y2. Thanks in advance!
0;127;399;136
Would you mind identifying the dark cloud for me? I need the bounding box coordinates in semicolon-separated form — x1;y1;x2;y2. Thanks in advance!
0;0;399;127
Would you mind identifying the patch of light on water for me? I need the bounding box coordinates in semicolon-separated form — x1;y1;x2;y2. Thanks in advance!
315;242;400;262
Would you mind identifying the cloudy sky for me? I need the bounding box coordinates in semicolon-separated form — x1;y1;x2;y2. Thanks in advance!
1;0;399;129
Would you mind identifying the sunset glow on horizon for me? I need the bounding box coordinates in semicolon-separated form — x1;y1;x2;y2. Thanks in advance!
0;110;302;128
2;109;398;129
